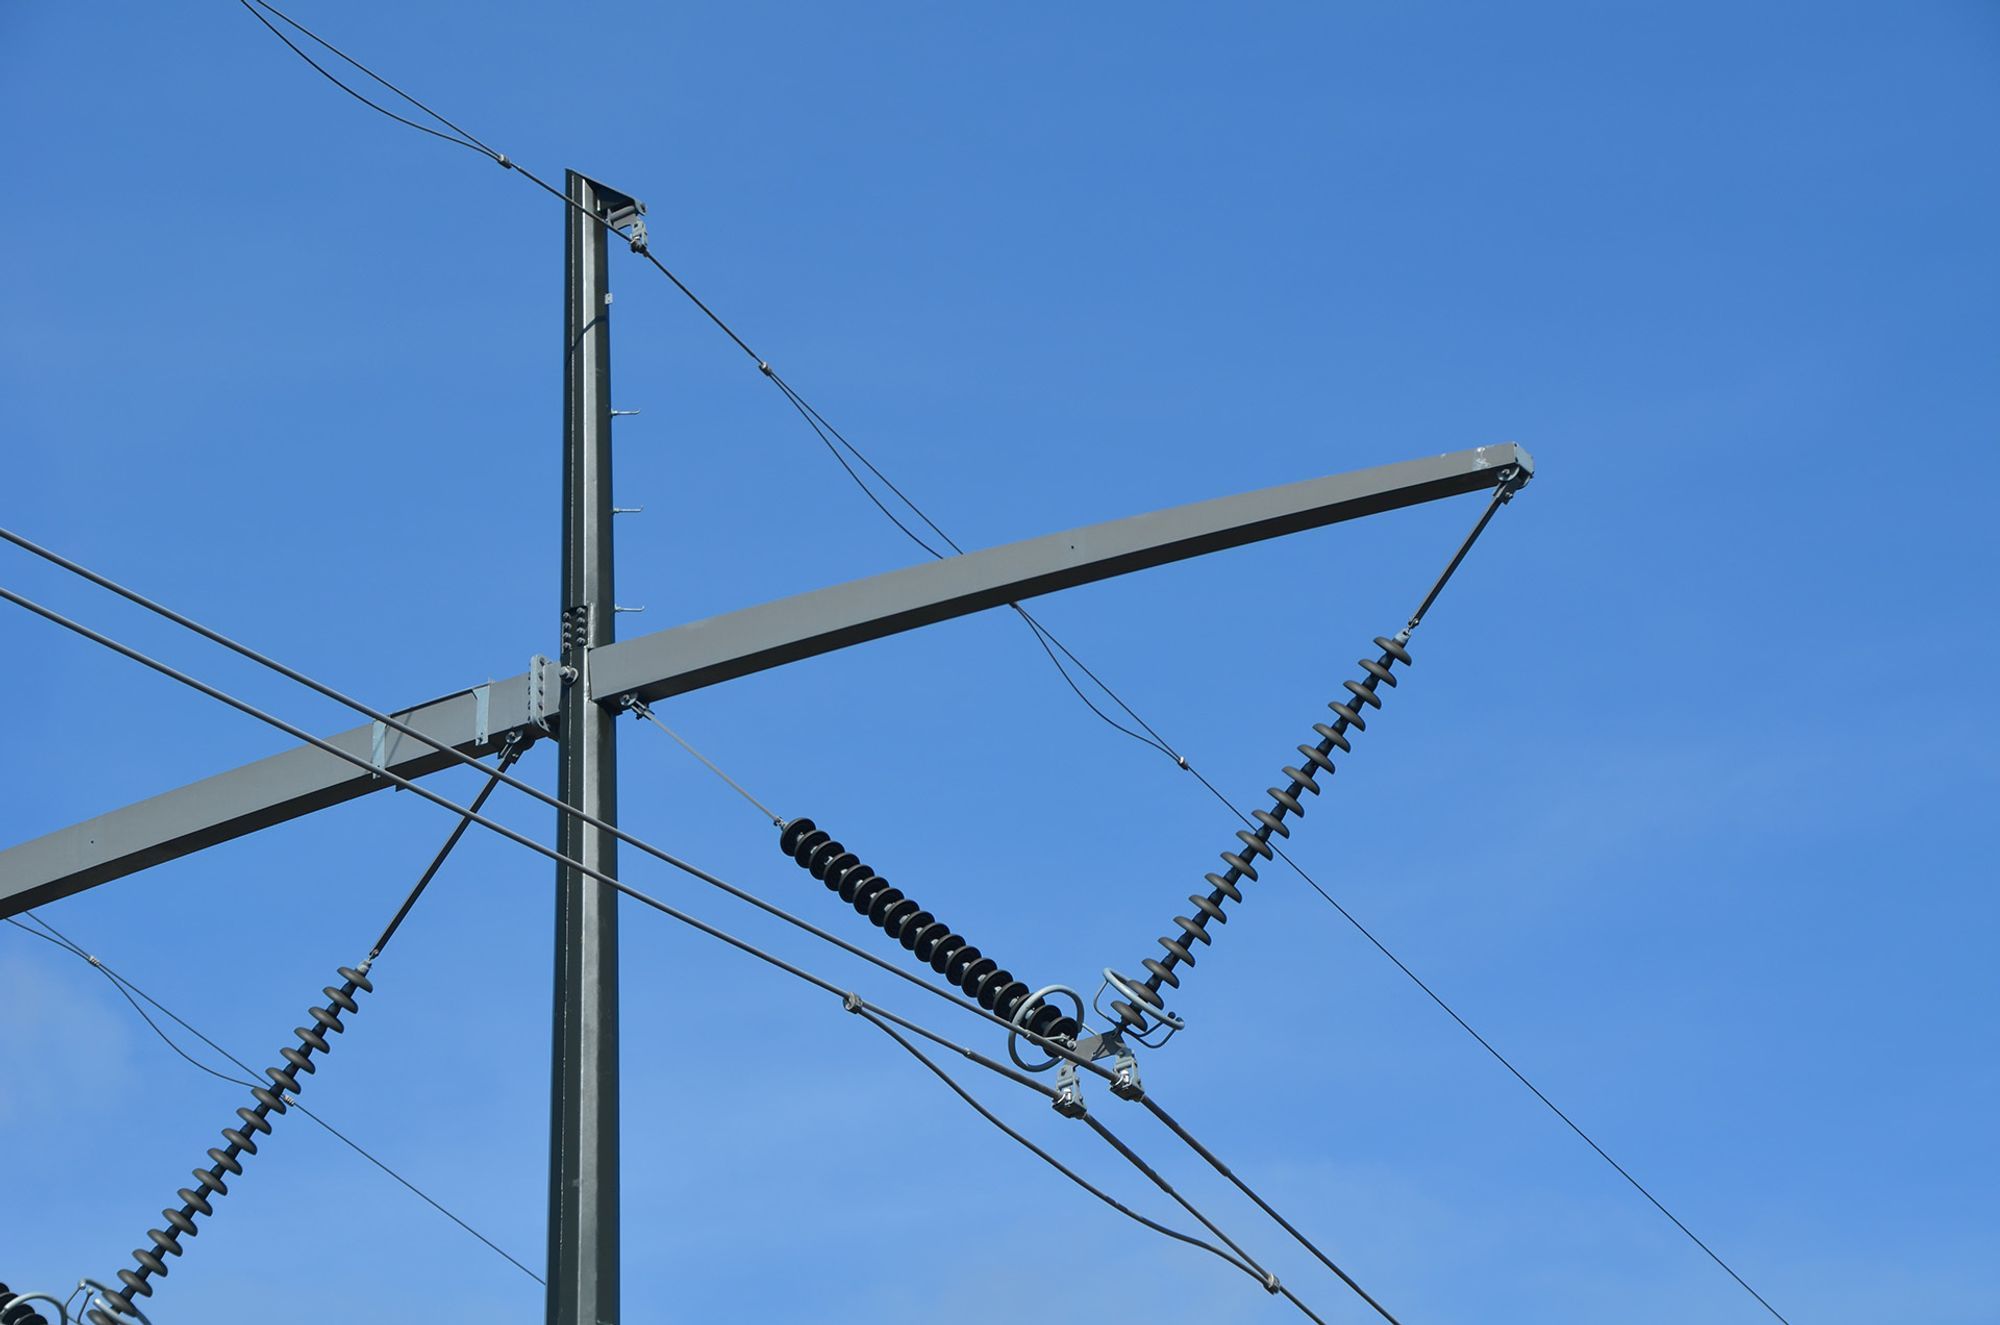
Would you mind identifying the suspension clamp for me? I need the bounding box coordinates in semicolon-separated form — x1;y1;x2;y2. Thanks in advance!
589;179;648;255
1052;1058;1087;1119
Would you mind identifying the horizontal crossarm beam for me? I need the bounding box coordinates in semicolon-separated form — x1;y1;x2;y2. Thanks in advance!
0;674;549;915
0;443;1528;914
587;443;1532;705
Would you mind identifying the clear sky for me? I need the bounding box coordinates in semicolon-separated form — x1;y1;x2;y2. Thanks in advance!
3;3;1996;1322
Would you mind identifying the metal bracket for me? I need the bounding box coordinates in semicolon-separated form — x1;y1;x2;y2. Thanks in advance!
1068;1027;1145;1100
591;180;647;254
528;654;561;730
472;682;492;745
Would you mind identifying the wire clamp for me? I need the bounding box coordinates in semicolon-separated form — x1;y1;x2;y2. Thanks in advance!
595;185;648;254
1051;1058;1087;1119
1108;1045;1145;1102
841;991;863;1014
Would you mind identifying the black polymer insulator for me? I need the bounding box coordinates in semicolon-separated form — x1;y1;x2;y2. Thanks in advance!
1;1282;52;1325
1109;637;1412;1032
777;816;1080;1040
87;966;373;1325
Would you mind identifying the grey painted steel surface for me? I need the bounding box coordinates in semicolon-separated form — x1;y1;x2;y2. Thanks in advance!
0;442;1529;917
0;675;544;917
588;442;1533;705
547;170;622;1325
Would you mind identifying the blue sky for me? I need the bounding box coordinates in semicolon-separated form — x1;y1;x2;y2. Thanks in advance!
3;2;1996;1321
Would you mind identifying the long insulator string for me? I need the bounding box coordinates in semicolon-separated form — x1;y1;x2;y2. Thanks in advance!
84;755;514;1323
1110;472;1521;1031
778;817;1081;1040
87;967;373;1324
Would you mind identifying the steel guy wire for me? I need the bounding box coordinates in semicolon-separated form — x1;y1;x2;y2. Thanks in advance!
221;13;1788;1317
627;701;783;828
0;582;1114;1086
3;913;545;1287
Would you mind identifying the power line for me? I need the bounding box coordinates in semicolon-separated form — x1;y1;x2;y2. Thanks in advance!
4;584;1396;1325
215;12;1789;1319
230;0;1166;756
0;545;1097;1074
0;581;1110;1086
853;1008;1335;1325
1137;1090;1406;1324
5;913;545;1286
734;424;1795;1321
235;1;497;160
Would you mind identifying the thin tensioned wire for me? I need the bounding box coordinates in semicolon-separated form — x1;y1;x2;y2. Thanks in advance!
236;1;494;159
229;0;1193;757
243;0;504;158
628;701;783;827
850;1010;1328;1320
1138;1090;1403;1324
6;913;545;1286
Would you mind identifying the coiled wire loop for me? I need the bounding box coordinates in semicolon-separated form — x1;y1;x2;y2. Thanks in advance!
87;967;373;1324
1109;635;1413;1032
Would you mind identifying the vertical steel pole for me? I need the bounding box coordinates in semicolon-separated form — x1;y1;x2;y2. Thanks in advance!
550;169;621;1325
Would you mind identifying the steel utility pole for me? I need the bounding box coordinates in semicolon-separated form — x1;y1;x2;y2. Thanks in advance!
551;170;638;1325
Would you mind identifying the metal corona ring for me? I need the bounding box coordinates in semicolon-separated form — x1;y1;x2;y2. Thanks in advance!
778;817;1081;1041
1109;634;1413;1032
1;1281;58;1325
87;967;373;1324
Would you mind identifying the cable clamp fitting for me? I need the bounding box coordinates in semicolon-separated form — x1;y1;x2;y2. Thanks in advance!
1051;1057;1087;1119
841;992;863;1014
